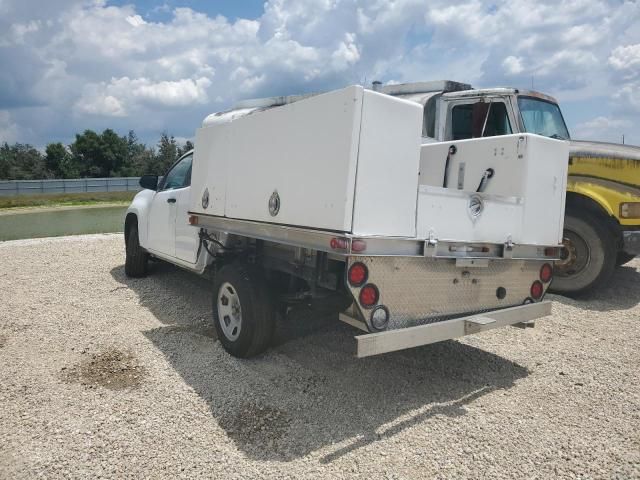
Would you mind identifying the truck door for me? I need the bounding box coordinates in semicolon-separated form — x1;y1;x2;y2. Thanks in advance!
146;153;193;258
173;154;199;264
444;97;515;141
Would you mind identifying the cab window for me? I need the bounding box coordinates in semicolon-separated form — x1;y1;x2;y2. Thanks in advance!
450;101;512;140
161;154;193;190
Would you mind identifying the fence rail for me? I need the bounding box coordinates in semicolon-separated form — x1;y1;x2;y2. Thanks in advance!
0;177;141;196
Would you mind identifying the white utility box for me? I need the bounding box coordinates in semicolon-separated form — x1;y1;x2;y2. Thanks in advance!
190;86;423;237
417;134;569;245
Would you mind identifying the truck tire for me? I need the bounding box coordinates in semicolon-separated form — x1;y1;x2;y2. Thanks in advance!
551;209;616;296
212;263;275;358
125;223;148;278
616;252;636;267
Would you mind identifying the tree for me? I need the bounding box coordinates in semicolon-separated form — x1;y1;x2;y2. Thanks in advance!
70;129;128;177
0;142;48;180
155;132;178;173
45;142;76;178
177;140;194;158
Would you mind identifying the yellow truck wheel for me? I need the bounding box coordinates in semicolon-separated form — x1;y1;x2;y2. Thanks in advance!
551;209;616;296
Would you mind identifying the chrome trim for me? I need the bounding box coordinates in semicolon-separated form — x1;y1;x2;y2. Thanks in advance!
355;301;552;357
190;213;561;260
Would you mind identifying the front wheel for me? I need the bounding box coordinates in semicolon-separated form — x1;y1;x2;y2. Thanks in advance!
125;223;148;278
551;210;616;296
212;263;275;358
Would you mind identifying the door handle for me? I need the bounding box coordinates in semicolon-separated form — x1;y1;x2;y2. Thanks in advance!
167;198;176;204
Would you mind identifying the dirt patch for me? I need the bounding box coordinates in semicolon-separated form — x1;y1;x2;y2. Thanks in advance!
220;403;291;445
63;347;146;390
0;334;6;348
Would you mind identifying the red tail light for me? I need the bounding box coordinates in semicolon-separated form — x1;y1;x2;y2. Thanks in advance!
530;280;544;300
348;262;368;287
330;237;348;250
540;263;553;283
359;284;379;308
351;239;367;253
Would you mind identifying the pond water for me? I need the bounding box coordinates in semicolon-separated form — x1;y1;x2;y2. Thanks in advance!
0;205;127;241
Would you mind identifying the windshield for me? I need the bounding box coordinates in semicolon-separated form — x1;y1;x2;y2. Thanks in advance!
517;96;570;140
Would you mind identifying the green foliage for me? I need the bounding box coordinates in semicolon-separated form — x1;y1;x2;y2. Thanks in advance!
0;142;49;180
0;130;191;180
45;142;79;178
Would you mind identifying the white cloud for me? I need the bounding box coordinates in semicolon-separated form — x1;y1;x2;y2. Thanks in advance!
125;14;146;27
0;0;638;146
574;116;631;142
0;111;20;143
75;76;213;116
331;33;360;71
502;56;524;75
609;44;640;73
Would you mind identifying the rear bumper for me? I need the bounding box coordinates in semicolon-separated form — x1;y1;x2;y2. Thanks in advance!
623;230;640;256
355;301;551;357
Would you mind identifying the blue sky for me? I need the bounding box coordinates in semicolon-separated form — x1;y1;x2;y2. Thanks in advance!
107;0;266;21
0;0;638;148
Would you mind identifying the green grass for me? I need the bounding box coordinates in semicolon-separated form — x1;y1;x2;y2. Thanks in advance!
0;191;137;209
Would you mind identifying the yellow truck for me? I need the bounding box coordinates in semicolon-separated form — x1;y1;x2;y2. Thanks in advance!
378;80;640;295
556;141;640;293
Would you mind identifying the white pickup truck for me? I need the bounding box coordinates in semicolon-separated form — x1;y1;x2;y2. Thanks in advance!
125;84;568;359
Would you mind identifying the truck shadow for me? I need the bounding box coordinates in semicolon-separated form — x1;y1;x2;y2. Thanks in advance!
111;262;529;463
551;260;640;311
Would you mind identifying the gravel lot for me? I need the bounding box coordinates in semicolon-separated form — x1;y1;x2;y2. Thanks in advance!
1;234;639;479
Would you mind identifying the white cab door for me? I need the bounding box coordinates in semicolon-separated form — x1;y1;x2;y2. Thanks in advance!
147;190;177;256
174;156;199;263
146;153;193;258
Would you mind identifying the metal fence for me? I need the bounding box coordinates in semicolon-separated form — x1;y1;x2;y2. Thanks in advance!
0;177;141;196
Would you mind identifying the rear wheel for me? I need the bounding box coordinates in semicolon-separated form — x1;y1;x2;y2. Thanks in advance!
212;263;275;358
125;223;148;277
551;210;616;295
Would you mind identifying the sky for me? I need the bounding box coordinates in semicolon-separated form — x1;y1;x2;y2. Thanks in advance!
0;0;638;148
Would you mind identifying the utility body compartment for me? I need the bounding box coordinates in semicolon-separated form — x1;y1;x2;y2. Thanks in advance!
191;86;423;237
190;85;569;248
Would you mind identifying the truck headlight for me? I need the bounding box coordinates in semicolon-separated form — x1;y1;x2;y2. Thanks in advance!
620;202;640;219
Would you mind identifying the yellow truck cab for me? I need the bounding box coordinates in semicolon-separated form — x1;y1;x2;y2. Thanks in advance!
379;80;640;295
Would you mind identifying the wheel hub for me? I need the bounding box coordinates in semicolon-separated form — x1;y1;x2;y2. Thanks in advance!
555;232;590;277
217;282;242;341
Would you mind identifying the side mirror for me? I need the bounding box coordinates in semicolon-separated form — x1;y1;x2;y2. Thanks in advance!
139;174;158;191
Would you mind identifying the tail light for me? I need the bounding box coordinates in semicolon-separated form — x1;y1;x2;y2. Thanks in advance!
330;237;349;250
530;280;544;300
540;263;553;283
359;284;379;309
351;239;367;253
348;262;368;287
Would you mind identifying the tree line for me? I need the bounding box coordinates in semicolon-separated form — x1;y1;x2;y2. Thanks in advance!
0;129;194;180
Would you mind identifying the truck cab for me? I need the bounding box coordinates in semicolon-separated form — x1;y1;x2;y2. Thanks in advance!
380;80;640;295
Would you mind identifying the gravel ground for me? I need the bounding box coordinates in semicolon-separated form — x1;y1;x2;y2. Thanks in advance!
0;234;639;479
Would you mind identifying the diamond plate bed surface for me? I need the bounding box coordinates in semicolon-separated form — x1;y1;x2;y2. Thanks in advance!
347;256;547;330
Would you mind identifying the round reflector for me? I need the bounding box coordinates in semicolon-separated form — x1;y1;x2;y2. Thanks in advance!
540;263;553;283
530;280;544;300
348;262;368;287
370;305;390;331
359;284;379;309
